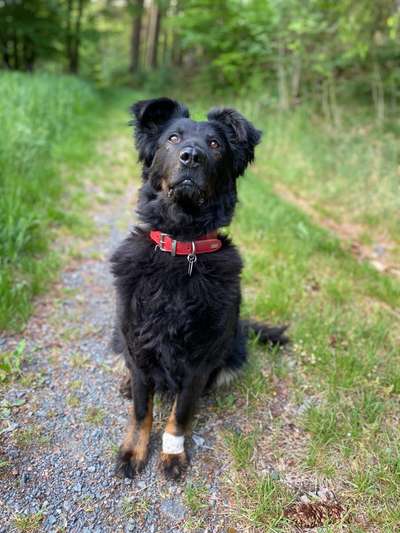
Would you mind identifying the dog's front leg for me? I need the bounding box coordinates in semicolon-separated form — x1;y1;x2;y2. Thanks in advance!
116;370;153;478
160;373;208;480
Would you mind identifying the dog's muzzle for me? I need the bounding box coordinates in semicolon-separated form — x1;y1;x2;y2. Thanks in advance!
168;179;205;206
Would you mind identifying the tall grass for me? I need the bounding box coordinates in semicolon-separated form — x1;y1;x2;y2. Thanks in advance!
256;105;400;237
188;95;399;243
0;72;101;331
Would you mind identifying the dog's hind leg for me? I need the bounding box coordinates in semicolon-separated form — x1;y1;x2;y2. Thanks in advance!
160;372;209;480
115;370;153;478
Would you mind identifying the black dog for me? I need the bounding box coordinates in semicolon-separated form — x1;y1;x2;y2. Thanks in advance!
111;97;287;480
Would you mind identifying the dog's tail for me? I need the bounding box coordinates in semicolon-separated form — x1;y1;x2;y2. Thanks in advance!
241;319;289;346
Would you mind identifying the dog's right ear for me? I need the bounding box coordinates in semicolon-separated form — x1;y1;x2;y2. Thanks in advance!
131;97;189;166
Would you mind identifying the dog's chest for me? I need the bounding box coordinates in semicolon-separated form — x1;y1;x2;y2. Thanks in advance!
128;246;241;349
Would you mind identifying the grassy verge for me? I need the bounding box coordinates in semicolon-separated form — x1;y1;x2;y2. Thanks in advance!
255;104;399;237
214;171;400;530
0;73;136;331
188;96;399;270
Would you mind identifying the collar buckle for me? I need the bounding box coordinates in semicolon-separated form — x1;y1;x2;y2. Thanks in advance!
158;233;168;252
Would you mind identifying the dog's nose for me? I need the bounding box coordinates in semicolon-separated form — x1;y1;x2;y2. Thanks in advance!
179;146;202;167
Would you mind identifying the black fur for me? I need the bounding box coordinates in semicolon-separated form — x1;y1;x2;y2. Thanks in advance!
111;97;287;477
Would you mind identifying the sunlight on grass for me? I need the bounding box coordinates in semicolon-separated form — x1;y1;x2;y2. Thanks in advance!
221;169;400;530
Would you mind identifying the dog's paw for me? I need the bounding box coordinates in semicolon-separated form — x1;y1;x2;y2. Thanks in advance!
115;448;147;479
160;451;188;480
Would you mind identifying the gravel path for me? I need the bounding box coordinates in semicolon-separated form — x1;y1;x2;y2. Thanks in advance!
0;138;232;532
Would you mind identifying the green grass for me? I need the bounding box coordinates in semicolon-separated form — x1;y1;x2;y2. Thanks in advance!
219;166;400;530
119;496;151;520
227;472;293;531
256;104;400;238
184;482;209;513
0;72;97;330
0;340;26;383
225;430;256;470
85;406;106;425
13;512;44;532
14;425;51;448
1;79;399;529
0;72;136;332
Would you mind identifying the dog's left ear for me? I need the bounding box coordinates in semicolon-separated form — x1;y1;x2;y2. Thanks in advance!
207;108;262;177
131;97;189;166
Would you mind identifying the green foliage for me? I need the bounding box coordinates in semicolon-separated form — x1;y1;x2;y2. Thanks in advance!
0;340;26;383
184;482;209;513
0;72;101;330
170;0;400;100
225;430;256;470
2;0;399;107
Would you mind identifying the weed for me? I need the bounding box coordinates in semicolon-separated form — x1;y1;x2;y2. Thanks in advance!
85;407;106;425
15;426;51;448
120;496;150;519
66;394;80;408
225;430;256;470
69;353;90;369
13;512;43;532
0;340;26;383
184;482;209;513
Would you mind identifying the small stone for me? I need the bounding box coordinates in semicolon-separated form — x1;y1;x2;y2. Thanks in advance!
125;519;135;532
63;501;71;512
47;515;57;525
373;244;385;257
192;434;205;447
160;498;186;522
317;487;334;501
88;465;96;473
73;483;82;493
20;472;30;485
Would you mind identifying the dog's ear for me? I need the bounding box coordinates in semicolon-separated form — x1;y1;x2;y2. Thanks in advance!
207;108;262;177
131;97;189;166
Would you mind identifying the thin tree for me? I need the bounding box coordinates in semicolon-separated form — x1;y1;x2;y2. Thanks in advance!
146;0;161;69
129;0;144;73
66;0;86;74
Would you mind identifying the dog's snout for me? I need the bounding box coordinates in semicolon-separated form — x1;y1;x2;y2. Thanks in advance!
179;146;203;167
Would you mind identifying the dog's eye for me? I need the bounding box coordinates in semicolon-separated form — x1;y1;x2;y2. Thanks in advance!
168;134;180;144
209;139;219;149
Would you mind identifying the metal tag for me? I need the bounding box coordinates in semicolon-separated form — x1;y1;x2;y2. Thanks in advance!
187;254;197;276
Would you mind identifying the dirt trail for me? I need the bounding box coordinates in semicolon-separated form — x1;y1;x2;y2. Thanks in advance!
1;125;362;533
0;132;232;532
274;183;400;279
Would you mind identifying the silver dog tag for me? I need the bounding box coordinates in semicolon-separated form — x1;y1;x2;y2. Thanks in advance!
187;254;197;276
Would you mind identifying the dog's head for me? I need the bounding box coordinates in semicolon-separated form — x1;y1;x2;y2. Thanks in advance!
131;97;261;209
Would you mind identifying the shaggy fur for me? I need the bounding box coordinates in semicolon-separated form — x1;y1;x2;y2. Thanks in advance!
111;97;287;479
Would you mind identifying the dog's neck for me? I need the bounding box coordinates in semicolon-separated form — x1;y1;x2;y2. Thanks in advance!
136;182;237;241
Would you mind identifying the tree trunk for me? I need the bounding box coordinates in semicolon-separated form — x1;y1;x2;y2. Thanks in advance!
171;0;182;67
2;40;12;69
290;55;302;104
146;1;161;69
67;0;85;74
277;41;289;111
372;61;385;126
66;0;73;71
23;36;35;72
12;28;19;70
129;0;144;73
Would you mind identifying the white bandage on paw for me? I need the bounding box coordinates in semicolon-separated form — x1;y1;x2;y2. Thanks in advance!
162;432;184;454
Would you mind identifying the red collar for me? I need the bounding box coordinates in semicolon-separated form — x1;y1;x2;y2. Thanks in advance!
149;230;222;256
